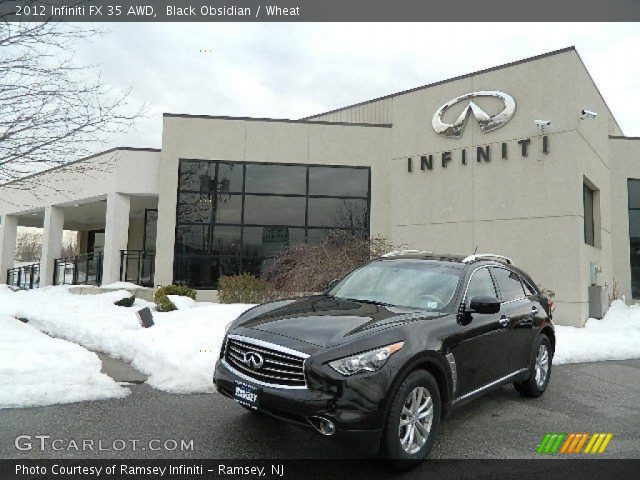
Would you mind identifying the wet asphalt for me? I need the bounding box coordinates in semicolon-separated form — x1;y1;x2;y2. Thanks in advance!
1;359;638;461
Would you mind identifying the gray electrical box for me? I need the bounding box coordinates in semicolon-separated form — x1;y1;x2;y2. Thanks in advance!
588;285;608;319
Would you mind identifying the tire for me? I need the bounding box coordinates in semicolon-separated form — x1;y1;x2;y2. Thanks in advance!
514;334;552;397
382;369;441;470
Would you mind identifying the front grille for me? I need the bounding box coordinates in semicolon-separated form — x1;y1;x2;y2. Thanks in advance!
224;336;307;388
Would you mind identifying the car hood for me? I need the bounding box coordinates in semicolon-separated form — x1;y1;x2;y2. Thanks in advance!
233;295;446;348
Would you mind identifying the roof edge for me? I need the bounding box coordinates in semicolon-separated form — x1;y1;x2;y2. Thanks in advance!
0;147;160;188
163;113;392;128
609;135;640;140
301;46;577;120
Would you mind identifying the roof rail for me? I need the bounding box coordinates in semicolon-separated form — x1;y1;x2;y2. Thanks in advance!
382;249;434;258
462;254;512;265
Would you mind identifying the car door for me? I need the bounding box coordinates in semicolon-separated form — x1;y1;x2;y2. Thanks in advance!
449;266;508;397
490;266;535;373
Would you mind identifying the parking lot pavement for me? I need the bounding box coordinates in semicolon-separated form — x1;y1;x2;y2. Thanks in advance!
1;360;638;460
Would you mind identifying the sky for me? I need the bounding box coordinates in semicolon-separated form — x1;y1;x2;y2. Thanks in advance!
73;22;640;149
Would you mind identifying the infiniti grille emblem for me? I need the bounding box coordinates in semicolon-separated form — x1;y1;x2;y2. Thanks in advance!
242;351;264;370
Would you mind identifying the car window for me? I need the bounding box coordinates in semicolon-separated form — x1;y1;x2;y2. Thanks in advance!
466;268;497;301
329;259;461;310
492;267;526;302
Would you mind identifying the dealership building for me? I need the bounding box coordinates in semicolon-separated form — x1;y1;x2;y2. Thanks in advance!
2;46;640;327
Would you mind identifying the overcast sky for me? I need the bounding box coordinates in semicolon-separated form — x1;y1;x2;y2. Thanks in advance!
74;23;640;148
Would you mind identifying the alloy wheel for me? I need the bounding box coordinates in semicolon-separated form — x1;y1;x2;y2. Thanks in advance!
398;386;433;454
535;344;549;388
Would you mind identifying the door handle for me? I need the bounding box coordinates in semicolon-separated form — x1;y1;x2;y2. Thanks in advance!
499;316;510;328
531;307;539;316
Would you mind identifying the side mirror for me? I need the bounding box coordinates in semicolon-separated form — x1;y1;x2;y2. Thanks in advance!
326;279;340;291
469;296;501;314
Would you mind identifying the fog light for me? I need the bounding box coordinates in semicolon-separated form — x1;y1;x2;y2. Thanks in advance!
307;416;336;436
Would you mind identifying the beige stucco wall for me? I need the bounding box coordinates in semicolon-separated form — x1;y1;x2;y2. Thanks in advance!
381;48;621;326
154;116;392;288
0;149;161;218
0;148;161;283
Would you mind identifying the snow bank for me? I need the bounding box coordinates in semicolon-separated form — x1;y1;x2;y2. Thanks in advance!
0;315;128;409
167;294;197;310
554;299;640;364
0;286;253;394
101;281;148;290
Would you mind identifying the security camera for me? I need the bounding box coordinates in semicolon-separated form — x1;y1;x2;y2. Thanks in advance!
534;120;551;132
581;109;598;120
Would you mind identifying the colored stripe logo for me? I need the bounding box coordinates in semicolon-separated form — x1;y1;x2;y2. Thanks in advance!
537;433;613;454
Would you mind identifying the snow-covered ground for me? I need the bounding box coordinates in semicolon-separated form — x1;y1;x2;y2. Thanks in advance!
0;285;253;395
554;299;640;364
0;314;128;409
1;284;640;408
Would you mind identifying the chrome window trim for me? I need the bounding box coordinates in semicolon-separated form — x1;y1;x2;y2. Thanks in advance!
451;368;528;405
223;334;309;390
461;265;498;305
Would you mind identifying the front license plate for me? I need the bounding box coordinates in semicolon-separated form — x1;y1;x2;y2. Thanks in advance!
234;381;260;410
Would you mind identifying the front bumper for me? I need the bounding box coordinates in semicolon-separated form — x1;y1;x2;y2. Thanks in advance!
214;359;383;455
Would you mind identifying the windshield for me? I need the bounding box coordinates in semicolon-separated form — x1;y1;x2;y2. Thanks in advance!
328;259;461;310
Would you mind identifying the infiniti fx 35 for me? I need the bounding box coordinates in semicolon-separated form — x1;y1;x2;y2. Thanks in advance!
214;252;554;466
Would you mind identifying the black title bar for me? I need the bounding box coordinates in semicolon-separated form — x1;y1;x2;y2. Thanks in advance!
1;0;640;22
2;459;640;480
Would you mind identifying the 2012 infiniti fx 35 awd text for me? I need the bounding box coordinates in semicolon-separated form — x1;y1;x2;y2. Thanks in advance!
214;252;554;467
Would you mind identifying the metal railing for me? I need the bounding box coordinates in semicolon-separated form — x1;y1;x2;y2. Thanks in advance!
119;250;155;287
6;263;40;289
53;252;103;286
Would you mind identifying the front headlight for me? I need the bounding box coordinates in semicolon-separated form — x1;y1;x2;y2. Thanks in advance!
328;342;404;376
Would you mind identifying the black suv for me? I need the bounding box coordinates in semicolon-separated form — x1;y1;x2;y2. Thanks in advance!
214;252;554;465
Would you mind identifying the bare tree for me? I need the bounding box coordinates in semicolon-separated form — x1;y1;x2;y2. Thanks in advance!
60;233;78;259
14;229;78;263
15;231;41;262
0;3;146;184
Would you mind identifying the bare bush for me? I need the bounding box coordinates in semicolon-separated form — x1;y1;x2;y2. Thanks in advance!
263;231;398;295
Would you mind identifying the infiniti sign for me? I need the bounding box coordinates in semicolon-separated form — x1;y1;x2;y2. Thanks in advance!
432;91;516;138
242;351;264;370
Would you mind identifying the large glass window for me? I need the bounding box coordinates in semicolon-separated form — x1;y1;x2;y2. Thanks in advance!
245;163;306;194
175;160;370;288
628;180;640;299
243;196;306;225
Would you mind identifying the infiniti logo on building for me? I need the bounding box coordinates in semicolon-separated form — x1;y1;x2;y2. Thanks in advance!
432;91;516;138
242;351;264;370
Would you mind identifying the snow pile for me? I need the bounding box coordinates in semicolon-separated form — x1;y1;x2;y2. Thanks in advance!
0;315;129;409
101;281;150;290
167;294;198;310
0;286;253;394
554;300;640;364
